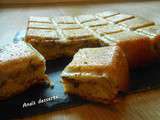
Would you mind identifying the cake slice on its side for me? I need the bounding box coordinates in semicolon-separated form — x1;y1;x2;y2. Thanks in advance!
96;11;120;18
61;46;129;104
118;17;155;30
0;41;49;100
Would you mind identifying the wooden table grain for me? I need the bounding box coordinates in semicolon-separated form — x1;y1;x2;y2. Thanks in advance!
0;1;160;120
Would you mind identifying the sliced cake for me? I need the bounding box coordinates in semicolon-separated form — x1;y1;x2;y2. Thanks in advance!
118;17;155;30
91;24;124;36
105;14;135;24
0;41;49;100
25;28;63;60
29;16;52;23
76;14;98;23
96;11;119;18
61;28;101;56
58;24;82;30
82;19;108;28
61;46;129;104
28;22;55;30
53;16;76;24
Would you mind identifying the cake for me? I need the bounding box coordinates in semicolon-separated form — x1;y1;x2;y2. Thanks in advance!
105;14;135;24
5;11;160;102
118;17;155;30
91;24;124;35
61;46;129;104
25;28;63;60
53;16;77;24
96;11;119;18
58;24;82;30
81;19;108;28
76;14;98;23
26;14;158;68
61;28;101;56
29;16;52;23
0;41;49;100
28;22;55;29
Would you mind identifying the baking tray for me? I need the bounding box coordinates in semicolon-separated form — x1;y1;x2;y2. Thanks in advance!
0;31;160;119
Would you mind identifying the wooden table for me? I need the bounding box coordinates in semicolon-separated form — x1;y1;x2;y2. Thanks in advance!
0;1;160;120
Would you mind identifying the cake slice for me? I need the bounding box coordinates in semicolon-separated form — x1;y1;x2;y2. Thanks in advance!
29;16;52;23
96;11;119;18
58;24;82;30
76;14;98;23
0;41;49;100
25;28;63;60
105;14;135;24
61;46;129;104
82;19;108;28
103;31;156;68
61;28;101;56
28;22;55;30
118;17;155;30
91;24;124;36
53;16;76;24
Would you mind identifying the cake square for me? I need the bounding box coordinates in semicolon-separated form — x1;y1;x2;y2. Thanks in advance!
62;28;95;40
104;31;156;68
118;17;155;30
58;24;82;30
61;46;129;104
0;41;49;100
28;22;55;29
82;19;108;28
29;16;52;23
26;28;60;41
76;14;98;23
53;16;76;24
91;24;124;36
105;14;135;23
26;28;63;60
61;29;101;56
96;11;119;18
